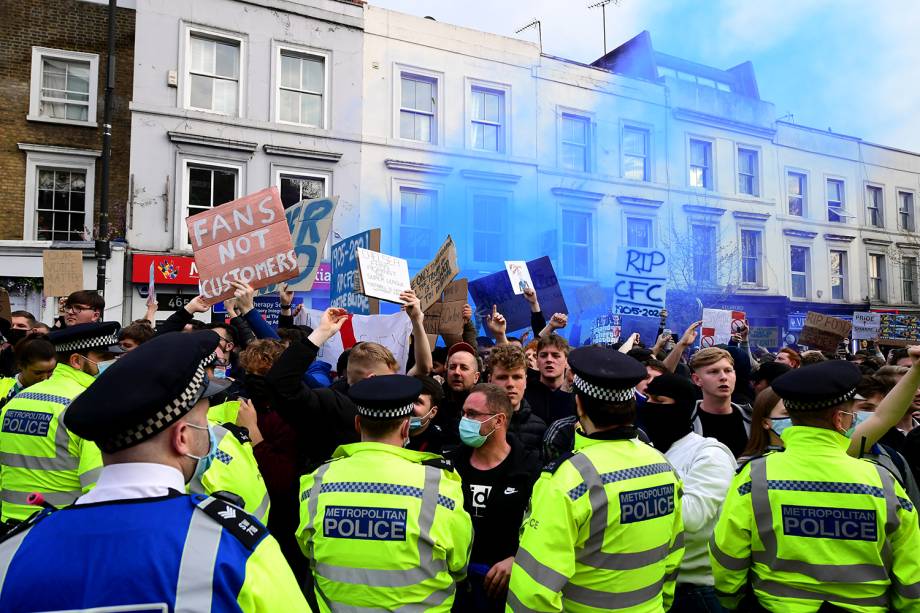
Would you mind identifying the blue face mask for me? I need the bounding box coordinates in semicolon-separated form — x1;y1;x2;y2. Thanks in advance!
845;411;872;438
459;414;498;448
771;417;792;437
410;408;434;432
185;422;217;482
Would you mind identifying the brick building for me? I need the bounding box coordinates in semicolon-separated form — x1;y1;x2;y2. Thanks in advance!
0;0;135;320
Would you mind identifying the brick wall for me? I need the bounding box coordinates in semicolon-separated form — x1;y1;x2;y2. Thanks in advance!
0;0;135;241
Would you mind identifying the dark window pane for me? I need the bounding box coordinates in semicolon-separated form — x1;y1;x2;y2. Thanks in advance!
54;190;70;211
188;168;211;208
212;169;236;205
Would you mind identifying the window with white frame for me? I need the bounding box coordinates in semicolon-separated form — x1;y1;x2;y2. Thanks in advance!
278;50;324;127
399;187;436;261
35;168;89;241
183;163;238;246
187;32;241;115
740;229;762;285
561;210;592;277
399;73;436;143
689;139;712;189
827;178;846;223
830;250;847;300
626;217;652;248
866;185;884;228
790;245;809;299
623;126;650;181
870;253;887;302
472;194;506;264
787;171;806;217
899;191;915;232
560;114;589;172
29;48;99;125
278;173;325;209
470;86;504;153
692;224;716;284
737;147;759;196
903;256;918;304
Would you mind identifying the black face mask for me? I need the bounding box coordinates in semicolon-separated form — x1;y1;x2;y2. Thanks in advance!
4;328;28;347
638;402;693;453
243;373;272;412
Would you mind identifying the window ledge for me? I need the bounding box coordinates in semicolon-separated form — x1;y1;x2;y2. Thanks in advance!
17;143;101;157
737;285;770;292
26;114;98;128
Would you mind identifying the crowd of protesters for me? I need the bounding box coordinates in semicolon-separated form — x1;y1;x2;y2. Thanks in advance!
2;281;920;612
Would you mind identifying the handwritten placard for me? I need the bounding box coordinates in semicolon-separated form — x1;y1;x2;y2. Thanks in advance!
262;196;337;294
42;250;84;297
505;261;534;295
749;326;779;349
423;278;468;338
612;247;667;318
356;249;411;304
330;229;380;315
411;235;459;312
852;312;881;341
186;187;298;304
799;311;852;352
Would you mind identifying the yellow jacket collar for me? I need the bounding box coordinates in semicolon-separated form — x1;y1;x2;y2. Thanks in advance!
333;441;443;463
52;362;97;390
574;426;638;451
780;425;850;452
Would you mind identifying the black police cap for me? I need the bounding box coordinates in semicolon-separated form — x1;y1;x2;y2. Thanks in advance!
750;361;792;384
568;346;647;403
771;360;862;412
348;374;423;420
64;331;230;452
49;321;123;354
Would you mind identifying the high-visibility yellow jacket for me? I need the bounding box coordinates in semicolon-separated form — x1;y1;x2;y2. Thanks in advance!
0;364;101;521
710;426;920;612
188;420;270;524
507;429;685;613
297;442;472;612
207;400;240;426
0;377;17;403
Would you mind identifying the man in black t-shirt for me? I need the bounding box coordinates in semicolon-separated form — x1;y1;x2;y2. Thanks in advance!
446;383;540;612
688;347;752;457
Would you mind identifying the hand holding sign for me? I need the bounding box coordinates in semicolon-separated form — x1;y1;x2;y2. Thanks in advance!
310;307;350;347
400;290;423;324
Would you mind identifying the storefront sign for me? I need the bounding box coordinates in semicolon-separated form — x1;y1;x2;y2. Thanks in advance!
131;254;200;286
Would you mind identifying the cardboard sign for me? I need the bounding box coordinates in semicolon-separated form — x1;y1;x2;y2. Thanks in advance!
299;310;413;373
852;312;881;341
700;309;746;347
469;256;567;332
262;196;337;294
505;261;534;295
411;235;459;311
356;249;411;304
186;187;298;304
612;247;667;318
423;278;468;338
799;311;852;352
0;289;10;322
878;313;920;345
131;254;199;286
749;326;779;349
330;230;380;315
42;250;84;297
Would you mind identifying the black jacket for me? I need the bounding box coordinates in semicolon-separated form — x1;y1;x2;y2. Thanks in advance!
523;368;576;425
509;400;547;455
265;338;359;471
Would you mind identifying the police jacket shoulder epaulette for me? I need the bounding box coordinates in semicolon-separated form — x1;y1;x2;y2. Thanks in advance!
736;445;784;474
422;456;455;472
543;450;576;474
220;422;251;445
0;507;54;545
195;495;267;551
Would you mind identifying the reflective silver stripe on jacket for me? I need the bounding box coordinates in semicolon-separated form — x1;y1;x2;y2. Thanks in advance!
1;410;77;474
752;577;889;608
708;533;749;571
1;489;82;508
748;456;892;586
564;576;666;610
514;546;568;592
174;497;224;613
253;490;270;520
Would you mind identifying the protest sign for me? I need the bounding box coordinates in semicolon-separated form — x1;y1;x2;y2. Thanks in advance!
146;263;156;307
261;196;337;294
330;229;380;315
299;310;413;373
616;314;661;346
591;314;621;345
469;256;567;332
612;247;667;318
212;295;304;327
799;311;852;352
878;313;920;345
42;250;84;297
411;236;459;311
356;249;411;304
504;261;534;295
852;312;881;340
423;278;468;339
186;187;298;304
0;289;10;322
701;309;746;347
749;326;779;349
312;262;331;292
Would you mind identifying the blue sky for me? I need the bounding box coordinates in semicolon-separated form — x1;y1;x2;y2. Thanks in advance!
371;0;920;152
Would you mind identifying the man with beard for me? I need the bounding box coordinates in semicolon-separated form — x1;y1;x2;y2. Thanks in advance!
432;342;481;442
524;334;576;425
640;374;735;612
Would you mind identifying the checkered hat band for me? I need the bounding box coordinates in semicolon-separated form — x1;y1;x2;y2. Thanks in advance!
356;402;414;420
100;350;218;452
784;389;857;412
55;333;119;353
573;374;635;402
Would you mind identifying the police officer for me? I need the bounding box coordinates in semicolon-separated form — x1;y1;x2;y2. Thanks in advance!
710;360;920;611
0;331;308;611
507;346;685;612
0;322;122;522
297;374;473;612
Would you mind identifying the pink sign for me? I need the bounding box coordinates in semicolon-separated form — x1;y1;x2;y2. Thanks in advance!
312;262;332;292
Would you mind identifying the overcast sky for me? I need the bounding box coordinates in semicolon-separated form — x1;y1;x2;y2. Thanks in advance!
370;0;920;152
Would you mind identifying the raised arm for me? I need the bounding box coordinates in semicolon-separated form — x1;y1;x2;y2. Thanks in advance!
485;304;509;346
664;321;701;373
403;289;432;376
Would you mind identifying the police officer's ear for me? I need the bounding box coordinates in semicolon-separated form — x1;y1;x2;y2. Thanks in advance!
354;415;361;435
